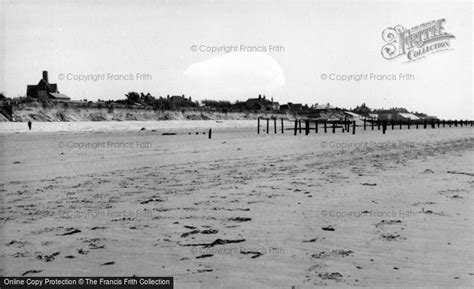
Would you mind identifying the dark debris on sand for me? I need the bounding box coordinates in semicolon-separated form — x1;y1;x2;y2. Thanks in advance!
180;238;246;248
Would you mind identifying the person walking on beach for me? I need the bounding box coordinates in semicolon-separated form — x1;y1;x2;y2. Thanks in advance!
28;121;32;130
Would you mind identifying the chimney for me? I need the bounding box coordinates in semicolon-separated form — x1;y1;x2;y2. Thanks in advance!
42;71;49;82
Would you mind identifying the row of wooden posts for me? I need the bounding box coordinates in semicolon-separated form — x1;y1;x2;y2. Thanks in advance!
257;118;473;135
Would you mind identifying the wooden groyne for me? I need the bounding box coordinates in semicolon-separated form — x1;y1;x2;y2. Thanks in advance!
256;117;473;135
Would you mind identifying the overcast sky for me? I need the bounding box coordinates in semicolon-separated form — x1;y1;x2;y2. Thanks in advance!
1;0;472;119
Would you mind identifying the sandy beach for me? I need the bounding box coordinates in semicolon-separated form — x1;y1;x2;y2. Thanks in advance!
1;122;473;288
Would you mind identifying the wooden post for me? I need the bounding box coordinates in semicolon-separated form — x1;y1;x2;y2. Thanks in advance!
399;120;402;130
391;120;394;130
208;128;212;139
437;119;440;128
364;119;366;130
294;119;297;135
257;118;260;134
423;120;427;129
315;120;318;133
460;120;463;127
332;122;335;133
407;119;410;129
371;119;374;130
281;118;284;134
266;118;269;134
431;120;435;129
299;119;302;133
305;119;309;135
352;121;356;135
347;121;350;133
274;118;277;133
383;120;387;134
377;120;380;130
324;121;327;133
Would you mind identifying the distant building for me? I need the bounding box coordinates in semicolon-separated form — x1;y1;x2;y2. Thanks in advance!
271;102;280;111
378;113;395;121
167;95;195;108
352;103;371;116
26;71;70;101
280;102;304;111
245;95;276;111
170;95;189;104
369;113;378;119
290;103;304;111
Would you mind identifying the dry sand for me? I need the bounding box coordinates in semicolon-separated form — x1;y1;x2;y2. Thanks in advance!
0;122;473;288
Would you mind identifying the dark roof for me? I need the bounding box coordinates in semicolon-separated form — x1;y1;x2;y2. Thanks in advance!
246;98;271;104
27;79;58;96
36;79;58;92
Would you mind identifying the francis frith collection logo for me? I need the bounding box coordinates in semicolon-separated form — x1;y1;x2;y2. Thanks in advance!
381;19;455;62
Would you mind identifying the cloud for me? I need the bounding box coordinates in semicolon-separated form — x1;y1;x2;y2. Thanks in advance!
184;52;285;98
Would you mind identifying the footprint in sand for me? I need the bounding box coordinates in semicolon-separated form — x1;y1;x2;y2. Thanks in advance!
318;272;343;281
375;220;402;228
306;249;354;284
380;233;406;242
228;217;251;222
375;220;406;242
311;249;353;259
6;240;29;248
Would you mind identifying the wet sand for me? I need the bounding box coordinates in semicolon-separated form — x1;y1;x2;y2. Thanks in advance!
1;124;473;288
